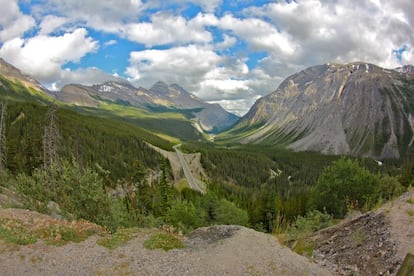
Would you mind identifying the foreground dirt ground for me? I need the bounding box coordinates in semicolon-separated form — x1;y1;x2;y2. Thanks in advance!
0;209;330;276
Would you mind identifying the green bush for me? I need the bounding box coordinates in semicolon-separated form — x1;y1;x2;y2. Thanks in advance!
378;175;406;200
166;200;206;233
286;210;334;241
15;160;112;228
215;198;249;226
309;158;380;218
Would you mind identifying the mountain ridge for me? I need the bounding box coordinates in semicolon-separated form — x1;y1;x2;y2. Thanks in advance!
226;62;414;159
58;80;239;133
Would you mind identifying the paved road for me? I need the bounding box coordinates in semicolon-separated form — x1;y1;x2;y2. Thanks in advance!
173;144;205;194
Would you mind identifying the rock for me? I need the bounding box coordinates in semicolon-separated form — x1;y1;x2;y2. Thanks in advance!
47;201;63;220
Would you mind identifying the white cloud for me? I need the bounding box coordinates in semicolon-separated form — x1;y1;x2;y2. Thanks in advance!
121;13;213;47
45;0;144;23
39;15;68;35
248;0;414;71
0;0;35;42
215;34;237;50
218;14;297;56
104;40;117;47
51;67;120;89
126;45;222;88
0;28;99;83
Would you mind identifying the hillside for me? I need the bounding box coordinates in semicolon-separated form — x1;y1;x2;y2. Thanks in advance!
225;62;414;159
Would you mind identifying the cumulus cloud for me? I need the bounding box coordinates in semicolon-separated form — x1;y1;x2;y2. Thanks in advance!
248;0;414;71
0;28;98;83
126;45;222;88
218;14;297;56
39;15;68;35
45;0;144;23
50;67;120;90
0;0;35;42
121;12;214;47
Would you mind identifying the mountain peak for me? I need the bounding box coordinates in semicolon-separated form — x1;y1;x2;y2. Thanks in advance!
230;62;414;159
150;81;169;93
395;65;414;74
0;58;46;92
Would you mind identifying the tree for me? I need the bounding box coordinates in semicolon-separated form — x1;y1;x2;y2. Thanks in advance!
309;158;380;218
215;198;249;226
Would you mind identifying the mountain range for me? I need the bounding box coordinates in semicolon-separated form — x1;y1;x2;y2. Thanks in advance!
2;57;414;159
226;62;414;159
57;80;239;133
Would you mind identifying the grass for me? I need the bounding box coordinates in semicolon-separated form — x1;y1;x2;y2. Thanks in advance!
97;227;142;250
0;223;37;245
0;217;105;247
175;179;190;192
352;229;367;246
407;198;414;204
407;210;414;217
143;232;184;251
292;239;314;257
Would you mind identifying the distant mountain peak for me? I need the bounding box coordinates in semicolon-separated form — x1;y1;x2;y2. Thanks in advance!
58;79;239;133
394;65;414;74
150;81;169;93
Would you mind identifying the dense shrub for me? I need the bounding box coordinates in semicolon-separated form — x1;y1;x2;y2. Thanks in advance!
309;158;380;218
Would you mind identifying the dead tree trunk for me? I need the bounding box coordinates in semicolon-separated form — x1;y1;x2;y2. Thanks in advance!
43;104;60;169
0;102;6;170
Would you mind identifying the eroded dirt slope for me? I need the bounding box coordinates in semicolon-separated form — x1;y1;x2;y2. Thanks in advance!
312;189;414;275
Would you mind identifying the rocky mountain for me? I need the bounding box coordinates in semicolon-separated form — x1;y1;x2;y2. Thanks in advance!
229;62;414;159
0;58;47;93
58;80;239;133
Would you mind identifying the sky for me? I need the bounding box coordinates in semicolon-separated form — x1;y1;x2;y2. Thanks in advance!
0;0;413;115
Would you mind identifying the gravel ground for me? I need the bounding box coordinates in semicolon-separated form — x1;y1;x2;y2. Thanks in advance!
0;209;331;276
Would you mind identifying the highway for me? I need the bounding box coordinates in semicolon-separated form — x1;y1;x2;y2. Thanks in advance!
173;144;205;194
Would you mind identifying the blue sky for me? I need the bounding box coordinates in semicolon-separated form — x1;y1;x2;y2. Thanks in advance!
1;0;413;115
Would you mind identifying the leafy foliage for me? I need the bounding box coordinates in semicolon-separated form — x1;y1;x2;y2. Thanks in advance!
309;158;381;218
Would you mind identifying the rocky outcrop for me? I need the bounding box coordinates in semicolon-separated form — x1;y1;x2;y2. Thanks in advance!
232;62;414;159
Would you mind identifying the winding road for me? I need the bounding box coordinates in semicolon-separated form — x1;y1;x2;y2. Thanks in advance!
173;144;205;194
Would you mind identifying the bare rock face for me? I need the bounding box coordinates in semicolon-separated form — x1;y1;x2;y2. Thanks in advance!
234;62;414;159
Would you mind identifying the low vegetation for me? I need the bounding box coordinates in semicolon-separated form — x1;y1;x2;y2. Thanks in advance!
97;227;143;250
0;217;105;246
143;232;184;251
